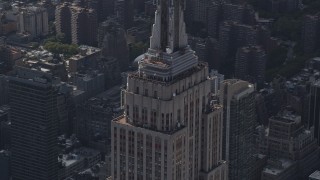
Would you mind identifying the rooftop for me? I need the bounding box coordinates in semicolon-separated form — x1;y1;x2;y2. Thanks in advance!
58;134;80;151
9;66;61;86
284;57;320;91
69;46;101;61
129;61;207;86
19;49;66;75
138;47;199;80
274;110;301;124
59;147;100;167
263;158;295;176
77;161;107;178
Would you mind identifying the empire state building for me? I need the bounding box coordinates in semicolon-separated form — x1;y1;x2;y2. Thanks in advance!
111;0;228;179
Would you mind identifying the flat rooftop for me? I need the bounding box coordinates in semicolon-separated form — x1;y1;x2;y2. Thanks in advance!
60;147;100;167
274;110;301;124
263;158;295;176
69;45;101;60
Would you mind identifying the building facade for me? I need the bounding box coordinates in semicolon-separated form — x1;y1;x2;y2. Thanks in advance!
98;20;129;71
235;46;266;87
308;80;320;145
55;2;72;43
220;79;257;180
0;41;15;74
302;14;320;54
9;67;59;180
18;6;48;38
261;110;320;180
55;3;98;46
71;6;98;46
0;150;10;180
0;75;8;106
115;0;134;29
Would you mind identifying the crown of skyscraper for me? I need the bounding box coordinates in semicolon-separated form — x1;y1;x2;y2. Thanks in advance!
150;0;188;53
137;0;199;82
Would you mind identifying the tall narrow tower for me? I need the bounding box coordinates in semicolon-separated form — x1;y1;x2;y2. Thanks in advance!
9;67;59;180
150;0;188;52
111;1;227;180
140;0;197;82
220;79;256;180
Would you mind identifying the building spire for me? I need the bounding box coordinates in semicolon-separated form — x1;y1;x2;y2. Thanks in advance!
150;0;188;53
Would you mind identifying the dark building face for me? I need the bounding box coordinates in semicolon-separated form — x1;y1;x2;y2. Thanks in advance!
85;0;115;22
0;45;13;74
115;0;134;30
9;69;58;180
56;3;98;46
55;3;72;43
302;15;320;54
71;7;98;46
207;2;220;39
0;105;10;150
258;0;300;13
220;80;257;180
0;75;8;106
98;20;129;71
308;81;320;145
235;46;266;87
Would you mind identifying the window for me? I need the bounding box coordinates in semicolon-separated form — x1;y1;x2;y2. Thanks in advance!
133;106;139;122
126;105;129;116
162;113;165;131
166;114;169;131
151;110;157;128
142;108;148;124
177;109;181;123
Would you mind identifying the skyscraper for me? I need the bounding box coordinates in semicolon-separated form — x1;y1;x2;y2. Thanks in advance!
193;0;209;24
223;3;245;23
18;6;49;38
9;67;59;180
55;3;98;46
261;110;320;179
111;0;227;179
207;1;220;38
220;79;256;180
115;0;134;29
98;20;129;71
86;0;113;22
0;39;14;73
302;14;320;54
55;2;72;43
0;150;10;180
71;7;98;46
0;75;8;106
235;46;266;87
